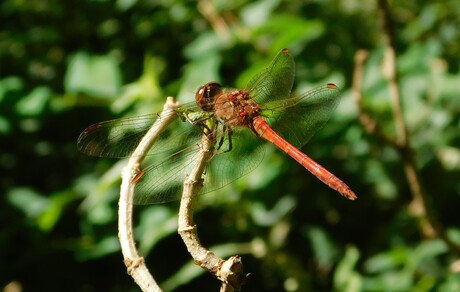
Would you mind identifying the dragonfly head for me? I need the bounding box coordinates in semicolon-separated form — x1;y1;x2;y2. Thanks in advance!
195;82;223;112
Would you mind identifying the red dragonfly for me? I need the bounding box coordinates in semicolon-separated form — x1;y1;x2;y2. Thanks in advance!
78;48;356;203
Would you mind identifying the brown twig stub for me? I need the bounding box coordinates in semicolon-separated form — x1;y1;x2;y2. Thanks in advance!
218;256;248;292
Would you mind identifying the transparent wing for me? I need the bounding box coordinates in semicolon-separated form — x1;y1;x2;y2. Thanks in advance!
245;48;295;105
261;84;341;148
201;126;265;195
77;102;200;158
133;145;202;204
133;124;265;204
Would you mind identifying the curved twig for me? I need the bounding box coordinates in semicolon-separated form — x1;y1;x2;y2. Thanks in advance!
118;97;179;291
178;131;248;291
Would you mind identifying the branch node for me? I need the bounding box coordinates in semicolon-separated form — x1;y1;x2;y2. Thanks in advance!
125;257;146;275
218;256;248;288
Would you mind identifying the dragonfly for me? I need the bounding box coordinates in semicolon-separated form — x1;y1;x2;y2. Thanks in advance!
78;48;356;204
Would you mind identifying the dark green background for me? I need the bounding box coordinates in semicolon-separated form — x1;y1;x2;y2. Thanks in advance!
1;0;460;291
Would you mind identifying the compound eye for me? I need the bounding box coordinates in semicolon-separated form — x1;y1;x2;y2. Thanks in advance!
195;85;206;100
195;82;222;112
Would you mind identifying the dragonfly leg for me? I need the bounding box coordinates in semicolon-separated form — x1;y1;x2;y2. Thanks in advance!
182;111;213;126
216;125;233;153
226;127;233;153
182;112;217;139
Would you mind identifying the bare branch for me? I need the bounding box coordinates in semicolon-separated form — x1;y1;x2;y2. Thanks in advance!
353;0;460;255
119;97;179;291
377;0;436;237
197;0;231;42
352;49;399;148
178;132;248;291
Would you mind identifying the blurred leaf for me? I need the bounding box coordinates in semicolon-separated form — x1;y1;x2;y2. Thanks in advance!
136;206;177;255
304;226;339;269
362;270;414;291
161;258;204;291
364;247;409;273
76;236;120;260
0;116;11;134
7;187;49;219
363;159;398;199
0;76;24;103
251;195;296;226
7;188;77;231
414;239;448;261
446;228;460;245
36;190;78;231
253;15;324;55
401;3;442;41
176;52;222;102
79;160;126;224
240;0;281;27
362;240;448;291
334;245;362;292
413;275;436;292
439;274;460;292
398;40;441;75
64;51;122;98
183;31;227;60
116;0;138;11
15;86;51;116
111;54;164;114
86;202;115;225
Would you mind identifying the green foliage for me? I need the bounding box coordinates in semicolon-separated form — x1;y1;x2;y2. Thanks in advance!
1;0;460;291
65;52;122;98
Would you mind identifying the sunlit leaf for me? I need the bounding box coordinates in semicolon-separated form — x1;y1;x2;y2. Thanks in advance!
364;247;409;273
0;116;11;134
334;246;362;292
304;226;339;268
65;51;122;98
251;195;296;226
7;187;49;218
15;86;51;116
36;190;77;231
76;236;120;260
136;206;177;255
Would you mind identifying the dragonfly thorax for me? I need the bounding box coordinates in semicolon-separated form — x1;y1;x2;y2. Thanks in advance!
214;89;262;129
